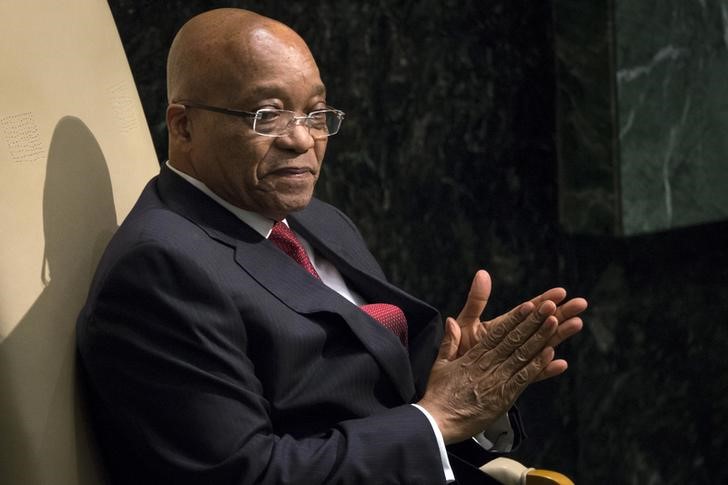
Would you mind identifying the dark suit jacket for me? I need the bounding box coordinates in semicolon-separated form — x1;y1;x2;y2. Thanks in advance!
77;166;518;484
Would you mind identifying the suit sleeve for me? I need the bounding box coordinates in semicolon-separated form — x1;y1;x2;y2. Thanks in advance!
77;241;447;485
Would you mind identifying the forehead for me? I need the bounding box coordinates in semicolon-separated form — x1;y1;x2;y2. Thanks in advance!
226;27;325;105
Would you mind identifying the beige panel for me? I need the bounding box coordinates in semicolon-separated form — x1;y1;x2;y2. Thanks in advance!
0;1;159;483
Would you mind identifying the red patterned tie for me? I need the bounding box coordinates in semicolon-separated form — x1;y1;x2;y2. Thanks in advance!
269;222;320;279
268;222;407;346
360;303;408;346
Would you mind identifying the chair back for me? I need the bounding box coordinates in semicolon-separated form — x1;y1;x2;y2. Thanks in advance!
0;1;158;483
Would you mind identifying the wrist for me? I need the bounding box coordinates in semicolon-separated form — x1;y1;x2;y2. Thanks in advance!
416;399;457;444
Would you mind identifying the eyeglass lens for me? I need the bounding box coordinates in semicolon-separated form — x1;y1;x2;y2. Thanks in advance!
254;110;342;138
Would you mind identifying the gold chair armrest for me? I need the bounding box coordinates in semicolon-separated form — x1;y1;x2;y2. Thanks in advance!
480;457;574;485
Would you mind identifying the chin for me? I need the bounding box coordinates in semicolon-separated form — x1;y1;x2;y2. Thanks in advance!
284;198;313;213
269;194;314;218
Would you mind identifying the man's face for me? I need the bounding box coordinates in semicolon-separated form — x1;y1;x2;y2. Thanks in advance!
185;28;328;220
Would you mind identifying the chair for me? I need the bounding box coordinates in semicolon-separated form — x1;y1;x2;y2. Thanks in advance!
0;1;158;484
481;457;574;484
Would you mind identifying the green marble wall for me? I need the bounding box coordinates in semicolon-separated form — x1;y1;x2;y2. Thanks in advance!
555;0;728;235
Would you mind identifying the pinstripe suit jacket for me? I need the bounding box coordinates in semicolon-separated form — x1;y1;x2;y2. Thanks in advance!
77;165;508;484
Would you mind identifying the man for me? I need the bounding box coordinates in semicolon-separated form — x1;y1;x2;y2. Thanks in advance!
77;8;586;484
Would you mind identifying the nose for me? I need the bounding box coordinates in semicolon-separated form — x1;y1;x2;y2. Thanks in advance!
274;120;315;153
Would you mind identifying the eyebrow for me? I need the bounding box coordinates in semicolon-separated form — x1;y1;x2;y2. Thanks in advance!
243;82;327;103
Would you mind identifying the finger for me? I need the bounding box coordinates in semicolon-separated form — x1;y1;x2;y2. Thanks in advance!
478;301;535;352
485;300;557;363
533;359;568;382
438;317;461;362
478;294;560;348
554;297;588;323
457;321;483;358
530;288;567;308
502;346;555;399
456;270;492;323
546;317;583;348
486;310;558;370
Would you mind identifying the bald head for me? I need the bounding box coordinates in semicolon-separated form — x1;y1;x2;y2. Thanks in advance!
164;9;329;220
166;8;316;105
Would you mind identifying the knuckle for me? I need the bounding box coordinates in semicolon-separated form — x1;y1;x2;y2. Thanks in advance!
476;355;491;371
505;330;524;346
513;346;530;363
537;322;557;341
502;380;521;402
508;311;525;328
488;323;507;341
530;330;549;347
477;351;503;373
491;363;513;384
513;368;529;387
482;333;500;349
534;352;550;371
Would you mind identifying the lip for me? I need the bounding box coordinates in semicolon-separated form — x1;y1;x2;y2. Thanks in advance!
269;166;315;177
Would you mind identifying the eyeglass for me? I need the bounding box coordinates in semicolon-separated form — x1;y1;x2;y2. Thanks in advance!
179;102;345;139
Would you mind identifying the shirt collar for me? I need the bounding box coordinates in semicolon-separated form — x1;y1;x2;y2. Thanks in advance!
165;160;284;238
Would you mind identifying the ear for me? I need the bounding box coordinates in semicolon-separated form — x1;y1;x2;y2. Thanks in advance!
167;103;192;145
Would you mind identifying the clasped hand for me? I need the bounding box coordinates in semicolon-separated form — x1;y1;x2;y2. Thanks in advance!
417;270;587;444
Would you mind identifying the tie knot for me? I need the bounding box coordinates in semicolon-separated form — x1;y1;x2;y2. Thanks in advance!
269;222;320;279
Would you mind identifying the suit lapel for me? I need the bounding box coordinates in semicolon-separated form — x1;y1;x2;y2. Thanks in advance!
234;237;416;402
289;202;440;340
290;203;443;400
156;167;417;402
259;218;419;401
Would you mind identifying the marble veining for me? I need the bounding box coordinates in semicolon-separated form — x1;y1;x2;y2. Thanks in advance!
616;44;688;84
618;0;728;234
557;0;728;235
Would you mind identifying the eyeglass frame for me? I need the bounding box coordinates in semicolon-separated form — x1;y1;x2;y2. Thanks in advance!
176;101;345;138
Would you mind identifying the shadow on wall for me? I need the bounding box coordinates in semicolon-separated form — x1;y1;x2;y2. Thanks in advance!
0;116;115;485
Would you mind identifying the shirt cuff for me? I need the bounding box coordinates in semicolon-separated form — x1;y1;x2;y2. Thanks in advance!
411;404;455;483
471;412;515;452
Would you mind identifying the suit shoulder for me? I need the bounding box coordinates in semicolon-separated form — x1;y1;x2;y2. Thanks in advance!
300;198;361;234
115;179;209;246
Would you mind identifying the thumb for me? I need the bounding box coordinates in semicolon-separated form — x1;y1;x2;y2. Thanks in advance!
438;317;461;361
456;270;492;323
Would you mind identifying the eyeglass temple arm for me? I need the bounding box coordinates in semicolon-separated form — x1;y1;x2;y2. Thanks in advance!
176;102;258;119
